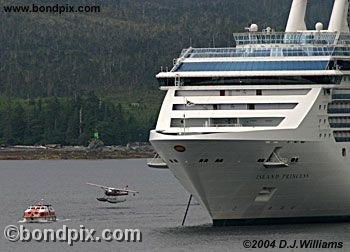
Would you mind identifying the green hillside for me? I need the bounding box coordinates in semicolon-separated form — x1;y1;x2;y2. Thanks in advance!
1;0;336;96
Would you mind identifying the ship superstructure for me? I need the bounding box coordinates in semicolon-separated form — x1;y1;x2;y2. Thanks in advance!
150;0;350;225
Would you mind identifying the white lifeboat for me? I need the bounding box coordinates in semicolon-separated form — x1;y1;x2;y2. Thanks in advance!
147;154;168;169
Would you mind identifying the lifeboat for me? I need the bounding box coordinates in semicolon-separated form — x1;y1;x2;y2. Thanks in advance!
147;154;168;169
23;201;57;223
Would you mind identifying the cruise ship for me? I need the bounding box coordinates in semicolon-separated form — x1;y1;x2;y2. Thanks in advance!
149;0;350;226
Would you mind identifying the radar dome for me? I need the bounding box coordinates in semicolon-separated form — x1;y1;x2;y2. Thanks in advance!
315;22;323;32
250;24;258;32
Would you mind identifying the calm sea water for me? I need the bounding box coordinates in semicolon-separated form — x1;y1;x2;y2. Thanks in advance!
0;159;350;252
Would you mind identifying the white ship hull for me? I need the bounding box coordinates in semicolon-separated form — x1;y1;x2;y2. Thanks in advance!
150;132;350;225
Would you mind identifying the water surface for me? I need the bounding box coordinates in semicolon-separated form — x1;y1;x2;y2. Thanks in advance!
0;159;349;251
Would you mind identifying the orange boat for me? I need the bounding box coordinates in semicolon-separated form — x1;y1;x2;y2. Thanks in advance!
23;201;57;223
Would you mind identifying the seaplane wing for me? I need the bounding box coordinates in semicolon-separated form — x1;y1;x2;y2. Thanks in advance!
86;182;139;193
86;182;113;190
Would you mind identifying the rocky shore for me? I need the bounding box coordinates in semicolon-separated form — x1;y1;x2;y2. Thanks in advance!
0;145;155;160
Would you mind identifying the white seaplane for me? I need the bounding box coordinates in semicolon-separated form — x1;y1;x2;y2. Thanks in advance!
86;182;139;204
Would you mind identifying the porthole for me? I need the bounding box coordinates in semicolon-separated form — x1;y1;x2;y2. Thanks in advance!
174;145;186;152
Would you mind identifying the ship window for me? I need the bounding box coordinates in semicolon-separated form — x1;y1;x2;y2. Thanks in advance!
342;148;347;157
171;117;284;128
199;159;203;163
176;61;329;72
173;103;297;111
220;90;225;96
256;90;262;96
215;159;224;163
204;159;208;162
319;105;322;110
248;104;255;110
257;158;265;162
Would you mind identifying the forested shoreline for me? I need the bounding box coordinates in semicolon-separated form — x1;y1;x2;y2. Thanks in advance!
0;92;156;145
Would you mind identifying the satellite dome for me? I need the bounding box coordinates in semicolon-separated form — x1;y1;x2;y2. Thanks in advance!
315;22;323;32
250;24;258;32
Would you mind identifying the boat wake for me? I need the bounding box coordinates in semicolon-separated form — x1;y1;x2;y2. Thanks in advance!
18;218;71;223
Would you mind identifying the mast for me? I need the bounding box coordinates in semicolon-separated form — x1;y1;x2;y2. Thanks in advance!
328;0;349;32
285;0;308;32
